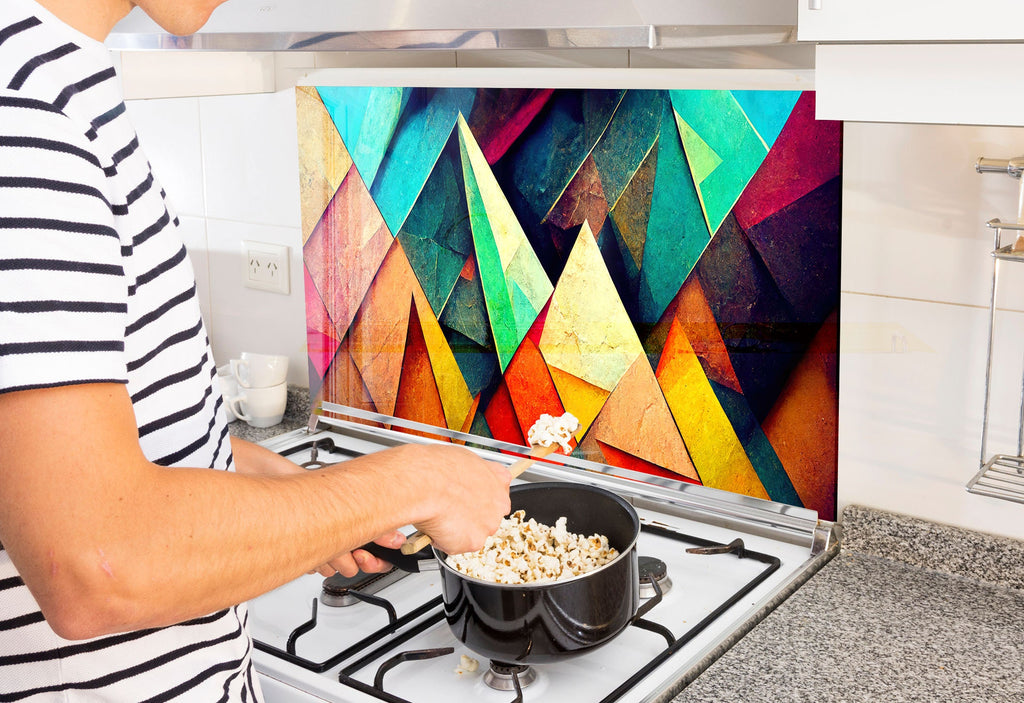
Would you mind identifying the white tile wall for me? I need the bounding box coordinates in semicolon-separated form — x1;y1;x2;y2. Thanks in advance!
120;51;1024;538
841;121;1024;539
125;88;308;387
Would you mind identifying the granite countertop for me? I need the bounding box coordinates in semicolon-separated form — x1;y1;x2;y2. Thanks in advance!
227;385;311;443
672;505;1024;702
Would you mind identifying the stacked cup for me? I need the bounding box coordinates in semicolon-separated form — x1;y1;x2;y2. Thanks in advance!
223;352;289;428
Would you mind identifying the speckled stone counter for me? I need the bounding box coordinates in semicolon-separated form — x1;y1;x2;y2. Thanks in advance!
227;385;310;444
672;505;1024;702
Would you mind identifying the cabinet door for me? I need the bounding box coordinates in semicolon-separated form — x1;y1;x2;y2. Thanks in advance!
798;0;1024;42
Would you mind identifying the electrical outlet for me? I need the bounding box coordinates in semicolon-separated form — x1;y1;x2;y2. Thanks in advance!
242;241;290;294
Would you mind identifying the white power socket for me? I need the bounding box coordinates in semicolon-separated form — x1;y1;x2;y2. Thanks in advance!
242;240;290;294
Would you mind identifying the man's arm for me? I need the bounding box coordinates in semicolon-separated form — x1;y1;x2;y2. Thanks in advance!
229;435;404;576
0;383;511;640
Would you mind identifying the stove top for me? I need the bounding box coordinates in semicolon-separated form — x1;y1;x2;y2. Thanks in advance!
249;415;837;703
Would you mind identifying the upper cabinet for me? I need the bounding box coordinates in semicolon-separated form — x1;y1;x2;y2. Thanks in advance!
798;0;1024;42
800;1;1024;125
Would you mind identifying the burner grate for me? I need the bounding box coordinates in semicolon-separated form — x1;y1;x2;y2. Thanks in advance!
253;524;781;703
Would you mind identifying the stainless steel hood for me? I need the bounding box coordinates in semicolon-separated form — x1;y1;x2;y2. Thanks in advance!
106;0;797;52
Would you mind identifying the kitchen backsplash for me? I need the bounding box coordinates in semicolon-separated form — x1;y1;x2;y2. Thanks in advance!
123;64;1024;540
297;85;841;518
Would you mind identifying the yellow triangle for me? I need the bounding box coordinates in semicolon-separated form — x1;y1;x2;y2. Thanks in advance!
414;288;474;433
548;365;610;440
296;87;354;244
658;318;768;499
538;221;645;392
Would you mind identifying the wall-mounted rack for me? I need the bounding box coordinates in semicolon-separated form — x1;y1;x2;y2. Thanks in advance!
968;156;1024;504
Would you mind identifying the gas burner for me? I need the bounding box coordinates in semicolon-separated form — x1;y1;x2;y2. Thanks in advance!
483;661;538;691
638;555;673;599
320;567;408;607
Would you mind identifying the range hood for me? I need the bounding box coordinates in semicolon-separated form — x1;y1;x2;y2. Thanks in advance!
107;0;797;52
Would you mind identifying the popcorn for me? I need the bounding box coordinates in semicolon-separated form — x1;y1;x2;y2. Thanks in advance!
526;412;579;454
445;510;618;584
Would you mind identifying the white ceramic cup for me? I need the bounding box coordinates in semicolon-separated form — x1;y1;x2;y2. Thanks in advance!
226;382;288;428
216;364;239;421
231;352;288;389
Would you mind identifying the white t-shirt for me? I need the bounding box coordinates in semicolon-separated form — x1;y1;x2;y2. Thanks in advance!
0;0;261;699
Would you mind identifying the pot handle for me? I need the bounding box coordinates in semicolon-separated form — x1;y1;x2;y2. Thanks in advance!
359;542;438;573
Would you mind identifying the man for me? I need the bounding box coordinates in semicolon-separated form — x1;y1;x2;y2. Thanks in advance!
0;0;513;699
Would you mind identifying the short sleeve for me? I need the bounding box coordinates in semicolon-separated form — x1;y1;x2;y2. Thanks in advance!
0;93;129;394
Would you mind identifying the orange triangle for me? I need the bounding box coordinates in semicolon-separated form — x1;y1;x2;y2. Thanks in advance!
394;295;449;440
761;310;838;520
504;337;568;448
673;278;742;394
580;354;698;481
347;240;414;418
548;365;609;440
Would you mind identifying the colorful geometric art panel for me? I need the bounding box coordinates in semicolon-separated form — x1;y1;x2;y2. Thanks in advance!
297;86;842;520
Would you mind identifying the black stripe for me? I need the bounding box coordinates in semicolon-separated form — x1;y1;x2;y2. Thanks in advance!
140;379;212;439
139;654;247;703
210;421;231;469
0;135;102;169
0;300;126;314
156;390;222;466
0;217;116;239
0;258;121;276
7;42;78;90
135;245;187;290
127;318;203;373
130;351;208;405
0;576;24;591
0;176;111;208
38;617;244;703
84;102;125;141
111;172;154;216
125;283;196;336
0;379;126;397
0;611;45;633
0;95;62;114
0;609;229;667
52;66;116;112
0;17;41;47
110;134;139;168
0;339;123;355
132;209;172;248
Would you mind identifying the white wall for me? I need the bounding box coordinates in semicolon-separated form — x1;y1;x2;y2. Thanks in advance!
840;122;1024;540
120;52;1024;539
125;89;309;387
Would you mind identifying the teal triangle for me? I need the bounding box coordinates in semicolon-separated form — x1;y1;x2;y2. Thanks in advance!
398;129;474;316
510;280;538;339
669;90;768;236
639;95;710;326
730;90;801;149
370;88;478;238
316;87;407;187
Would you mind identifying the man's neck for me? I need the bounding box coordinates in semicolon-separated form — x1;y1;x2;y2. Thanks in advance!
34;0;134;41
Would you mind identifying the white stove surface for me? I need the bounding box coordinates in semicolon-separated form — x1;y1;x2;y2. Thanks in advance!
249;422;833;703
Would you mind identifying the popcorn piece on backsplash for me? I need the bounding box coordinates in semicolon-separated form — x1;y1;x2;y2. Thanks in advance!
526;412;580;453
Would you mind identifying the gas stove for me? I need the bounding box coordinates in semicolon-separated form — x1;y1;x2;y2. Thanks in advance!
249;410;837;703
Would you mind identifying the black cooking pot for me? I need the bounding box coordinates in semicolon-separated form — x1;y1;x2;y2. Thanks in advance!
364;482;651;664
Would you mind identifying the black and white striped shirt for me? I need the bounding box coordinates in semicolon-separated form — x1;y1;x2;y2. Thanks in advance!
0;0;260;699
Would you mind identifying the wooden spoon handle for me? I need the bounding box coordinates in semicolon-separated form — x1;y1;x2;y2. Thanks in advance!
398;444;560;555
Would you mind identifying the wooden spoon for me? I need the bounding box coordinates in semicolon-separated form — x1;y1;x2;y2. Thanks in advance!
399;443;560;555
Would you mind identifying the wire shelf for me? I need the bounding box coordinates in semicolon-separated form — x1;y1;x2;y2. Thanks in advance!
967;454;1024;505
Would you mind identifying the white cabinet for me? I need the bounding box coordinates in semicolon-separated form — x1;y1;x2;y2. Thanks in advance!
798;0;1024;42
801;2;1024;125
